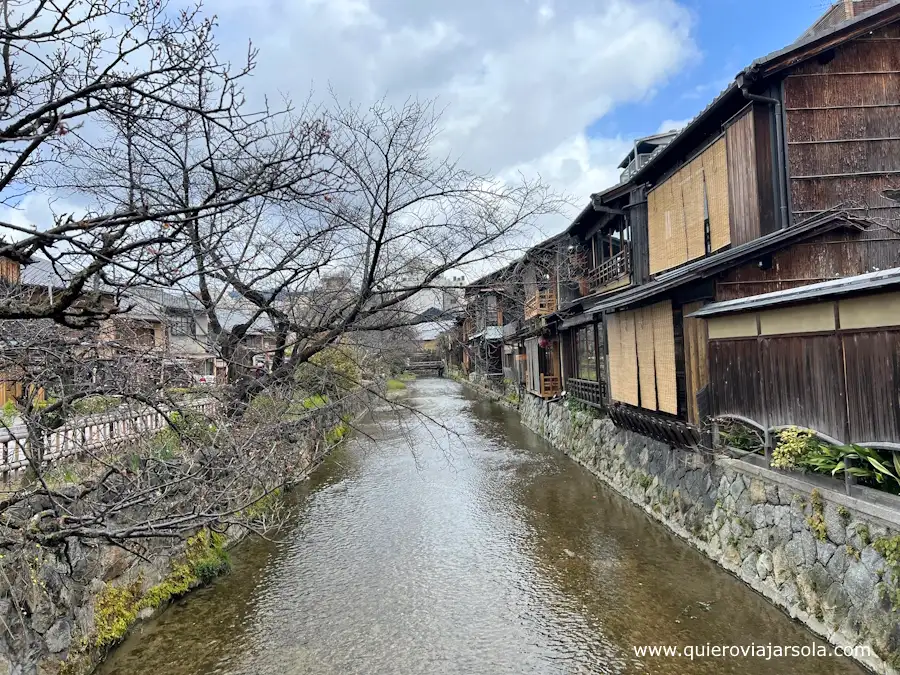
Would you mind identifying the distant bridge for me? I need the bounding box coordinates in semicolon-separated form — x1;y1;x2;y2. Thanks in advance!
406;351;444;376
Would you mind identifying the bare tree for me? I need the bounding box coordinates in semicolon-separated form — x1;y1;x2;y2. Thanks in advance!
0;4;564;671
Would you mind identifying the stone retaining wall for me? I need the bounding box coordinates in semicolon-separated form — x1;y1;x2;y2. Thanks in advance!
0;388;373;675
512;392;900;675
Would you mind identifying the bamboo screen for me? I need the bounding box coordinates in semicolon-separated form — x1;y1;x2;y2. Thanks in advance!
635;307;657;411
607;311;639;406
647;137;731;275
683;159;706;261
703;138;731;252
652;300;678;415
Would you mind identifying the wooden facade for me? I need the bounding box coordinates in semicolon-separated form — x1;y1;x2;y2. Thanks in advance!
784;24;900;227
0;257;19;283
725;104;778;244
465;2;900;450
707;290;900;446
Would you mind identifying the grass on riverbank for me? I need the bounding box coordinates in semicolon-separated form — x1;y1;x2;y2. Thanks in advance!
386;379;407;391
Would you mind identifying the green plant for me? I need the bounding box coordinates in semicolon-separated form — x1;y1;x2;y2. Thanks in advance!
636;473;653;490
873;535;900;610
185;530;230;584
150;409;216;457
304;346;361;391
771;427;818;469
846;544;861;561
720;420;764;453
399;372;418;382
94;582;142;648
386;379;406;391
300;393;329;409
325;420;351;445
838;505;851;524
72;395;121;416
807;489;827;542
0;400;16;426
802;443;900;493
856;524;871;546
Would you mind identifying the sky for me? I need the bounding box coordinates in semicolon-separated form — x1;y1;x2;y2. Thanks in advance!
206;0;832;227
0;0;837;248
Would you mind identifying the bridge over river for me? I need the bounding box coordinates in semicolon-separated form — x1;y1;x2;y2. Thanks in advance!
99;379;865;675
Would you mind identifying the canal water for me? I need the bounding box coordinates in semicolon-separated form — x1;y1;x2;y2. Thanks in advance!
98;379;866;675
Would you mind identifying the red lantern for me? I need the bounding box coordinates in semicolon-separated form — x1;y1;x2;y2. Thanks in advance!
538;336;550;349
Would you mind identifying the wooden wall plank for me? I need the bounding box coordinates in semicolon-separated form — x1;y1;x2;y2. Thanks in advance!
843;331;900;444
726;108;761;245
784;29;900;223
760;335;848;442
682;301;710;425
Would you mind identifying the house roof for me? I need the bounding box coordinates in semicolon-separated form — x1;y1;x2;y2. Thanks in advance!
627;0;900;187
583;210;869;315
616;131;681;170
747;0;900;79
215;306;275;334
20;258;73;289
688;266;900;318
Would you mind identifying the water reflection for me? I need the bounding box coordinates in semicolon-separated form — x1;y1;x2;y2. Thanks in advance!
99;379;865;675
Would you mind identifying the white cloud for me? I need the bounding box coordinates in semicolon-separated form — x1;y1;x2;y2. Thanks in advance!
0;194;85;243
537;4;555;23
214;0;697;230
656;118;692;134
3;1;698;243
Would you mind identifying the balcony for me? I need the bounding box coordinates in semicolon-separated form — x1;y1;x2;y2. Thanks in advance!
587;249;631;295
567;378;607;409
536;374;561;398
524;289;557;320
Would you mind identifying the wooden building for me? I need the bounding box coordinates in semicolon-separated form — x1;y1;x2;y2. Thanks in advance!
467;0;900;450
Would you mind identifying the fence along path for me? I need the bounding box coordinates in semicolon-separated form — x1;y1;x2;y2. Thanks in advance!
0;398;217;479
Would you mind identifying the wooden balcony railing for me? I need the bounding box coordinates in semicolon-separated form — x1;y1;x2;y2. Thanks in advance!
524;289;557;320
539;374;561;398
587;249;630;293
567;378;607;408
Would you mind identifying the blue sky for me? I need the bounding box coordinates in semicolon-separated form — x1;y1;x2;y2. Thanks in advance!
591;0;831;140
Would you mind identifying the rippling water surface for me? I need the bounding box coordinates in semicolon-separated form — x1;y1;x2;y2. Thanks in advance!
98;379;866;675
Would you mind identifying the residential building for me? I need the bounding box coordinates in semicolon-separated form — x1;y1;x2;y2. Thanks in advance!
466;0;900;452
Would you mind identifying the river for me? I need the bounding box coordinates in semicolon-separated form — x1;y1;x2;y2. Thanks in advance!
98;379;866;675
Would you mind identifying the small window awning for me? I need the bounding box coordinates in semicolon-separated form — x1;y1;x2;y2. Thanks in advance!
688;267;900;318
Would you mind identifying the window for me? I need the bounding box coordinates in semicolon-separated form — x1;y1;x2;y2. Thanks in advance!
574;325;597;381
169;311;195;337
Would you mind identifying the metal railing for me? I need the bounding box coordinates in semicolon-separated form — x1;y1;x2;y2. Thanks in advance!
0;397;217;478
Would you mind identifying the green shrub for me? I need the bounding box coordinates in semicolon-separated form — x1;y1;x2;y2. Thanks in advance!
386;379;406;391
72;395;121;416
301;393;329;409
771;427;818;469
801;443;900;492
299;346;361;392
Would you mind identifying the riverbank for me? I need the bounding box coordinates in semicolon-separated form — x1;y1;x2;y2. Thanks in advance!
2;387;373;675
459;377;900;675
